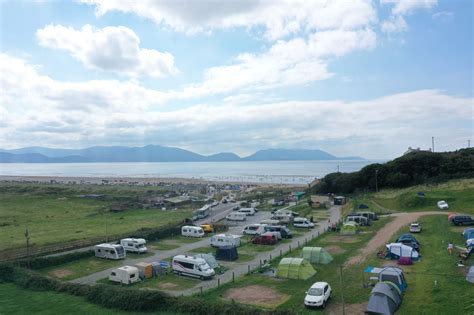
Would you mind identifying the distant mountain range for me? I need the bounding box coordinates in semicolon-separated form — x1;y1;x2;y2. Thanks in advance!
0;145;363;163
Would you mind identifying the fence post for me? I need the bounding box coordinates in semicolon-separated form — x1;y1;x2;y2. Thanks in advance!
305;237;307;244
259;260;262;268
232;272;235;282
218;278;220;288
200;286;203;296
289;245;292;252
318;231;320;237
270;254;272;261
248;265;250;274
280;249;282;257
298;240;300;247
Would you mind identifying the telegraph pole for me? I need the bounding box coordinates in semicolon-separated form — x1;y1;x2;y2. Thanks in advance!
337;165;340;173
25;227;30;269
432;137;435;152
375;169;379;193
469;140;471;148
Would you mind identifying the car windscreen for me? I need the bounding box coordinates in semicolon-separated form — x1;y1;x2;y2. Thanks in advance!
308;288;323;296
199;263;211;271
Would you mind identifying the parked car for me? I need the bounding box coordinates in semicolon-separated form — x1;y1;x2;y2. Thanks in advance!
232;206;240;211
437;200;449;210
264;225;293;238
409;223;422;233
452;215;474;226
304;282;332;309
200;224;214;233
293;217;315;228
251;233;277;245
237;208;256;216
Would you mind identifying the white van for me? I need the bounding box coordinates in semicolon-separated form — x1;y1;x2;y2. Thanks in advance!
94;244;126;260
293;217;315;228
260;219;281;226
210;234;241;248
226;212;247;221
271;213;293;224
172;255;215;280
120;238;148;254
109;266;139;285
243;224;267;235
238;208;256;216
181;225;205;238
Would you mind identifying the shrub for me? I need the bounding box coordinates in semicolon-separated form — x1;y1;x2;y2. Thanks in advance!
17;250;94;270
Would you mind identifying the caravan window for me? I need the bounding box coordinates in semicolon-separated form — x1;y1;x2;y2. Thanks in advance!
130;274;135;278
116;247;125;255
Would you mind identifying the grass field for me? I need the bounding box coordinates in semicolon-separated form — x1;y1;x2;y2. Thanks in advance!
353;179;474;215
0;183;193;251
0;283;149;315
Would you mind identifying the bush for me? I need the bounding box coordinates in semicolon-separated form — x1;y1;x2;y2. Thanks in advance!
17;250;94;270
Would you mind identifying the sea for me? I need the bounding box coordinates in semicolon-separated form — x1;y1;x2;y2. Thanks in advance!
0;160;383;185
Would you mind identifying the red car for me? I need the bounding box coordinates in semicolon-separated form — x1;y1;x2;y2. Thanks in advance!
251;233;277;245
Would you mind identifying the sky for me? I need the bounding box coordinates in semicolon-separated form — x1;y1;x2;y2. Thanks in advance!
0;0;472;159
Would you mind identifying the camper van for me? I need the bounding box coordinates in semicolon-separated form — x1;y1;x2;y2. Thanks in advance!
109;266;139;285
210;234;241;248
120;238;147;254
264;225;293;239
226;212;247;221
94;244;126;260
243;224;267;235
293;217;315;228
238;208;256;216
345;215;371;226
260;219;281;226
181;226;205;238
172;255;215;280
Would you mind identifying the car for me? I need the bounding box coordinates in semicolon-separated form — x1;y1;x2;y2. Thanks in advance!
409;223;422;233
232;206;240;211
452;215;474;226
304;282;332;308
437;200;449;210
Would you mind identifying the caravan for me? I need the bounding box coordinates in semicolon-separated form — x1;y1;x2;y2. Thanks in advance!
210;234;241;248
226;212;247;221
109;266;140;285
94;244;126;260
181;226;205;238
172;255;215;279
120;238;147;254
243;224;267;235
238;208;256;216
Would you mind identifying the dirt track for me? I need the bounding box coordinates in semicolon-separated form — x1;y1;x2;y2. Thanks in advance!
344;211;447;267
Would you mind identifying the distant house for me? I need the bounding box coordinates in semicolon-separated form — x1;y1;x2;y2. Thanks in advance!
334;196;346;205
164;196;191;207
404;147;432;155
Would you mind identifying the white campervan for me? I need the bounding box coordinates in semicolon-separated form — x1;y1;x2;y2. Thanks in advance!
293;217;315;228
120;238;148;254
181;226;205;238
260;219;281;226
243;224;267;235
226;212;247;221
94;244;126;260
238;208;256;216
172;255;215;280
210;234;241;248
109;266;139;285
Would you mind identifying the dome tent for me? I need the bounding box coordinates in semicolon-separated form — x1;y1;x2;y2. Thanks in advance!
340;221;359;235
277;258;316;280
366;282;402;315
301;247;333;264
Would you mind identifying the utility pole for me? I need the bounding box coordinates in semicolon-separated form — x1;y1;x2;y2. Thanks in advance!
337;165;340;173
339;265;345;315
25;227;30;269
375;169;379;193
469;140;471;148
432;136;435;152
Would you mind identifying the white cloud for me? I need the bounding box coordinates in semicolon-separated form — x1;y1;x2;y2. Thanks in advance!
381;0;437;33
1;54;471;158
432;11;454;22
80;0;377;40
36;24;178;78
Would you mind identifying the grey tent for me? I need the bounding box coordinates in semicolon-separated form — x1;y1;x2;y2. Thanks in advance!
467;266;474;283
366;282;402;315
194;253;219;269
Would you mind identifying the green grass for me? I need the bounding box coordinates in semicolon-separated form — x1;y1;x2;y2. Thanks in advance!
0;182;193;251
0;283;147;315
368;178;474;214
38;256;123;281
189;246;215;254
133;273;202;291
148;242;180;251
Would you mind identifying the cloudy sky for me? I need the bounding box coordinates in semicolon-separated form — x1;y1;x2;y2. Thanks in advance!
0;0;472;159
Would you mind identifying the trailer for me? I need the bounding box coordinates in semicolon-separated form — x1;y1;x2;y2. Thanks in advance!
109;266;139;285
210;234;241;248
94;244;126;260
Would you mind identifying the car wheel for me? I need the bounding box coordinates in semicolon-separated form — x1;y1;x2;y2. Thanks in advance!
322;301;326;309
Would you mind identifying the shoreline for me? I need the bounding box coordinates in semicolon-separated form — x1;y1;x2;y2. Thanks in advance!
0;175;309;187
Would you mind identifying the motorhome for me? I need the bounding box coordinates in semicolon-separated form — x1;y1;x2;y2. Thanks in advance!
238;208;256;216
274;209;299;217
120;238;147;254
243;224;267;235
195;205;211;219
210;234;241;248
354;211;378;221
264;225;293;239
108;266;139;285
181;225;205;238
345;215;371;226
226;212;247;221
94;244;126;260
293;217;315;229
172;255;215;279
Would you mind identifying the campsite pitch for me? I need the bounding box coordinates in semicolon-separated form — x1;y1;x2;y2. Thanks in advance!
223;285;290;308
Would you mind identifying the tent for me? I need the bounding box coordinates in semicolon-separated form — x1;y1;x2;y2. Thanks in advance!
215;246;238;261
195;253;219;269
366;282;402;315
386;243;420;261
463;228;474;240
301;247;333;264
340;221;359;235
277;258;316;280
467;266;474;283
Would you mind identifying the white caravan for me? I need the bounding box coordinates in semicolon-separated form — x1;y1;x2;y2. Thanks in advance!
120;238;148;254
94;244;126;260
293;217;315;228
210;234;241;248
181;226;205;238
237;208;256;216
226;212;247;221
260;219;281;226
243;224;267;235
109;266;139;285
172;255;215;280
